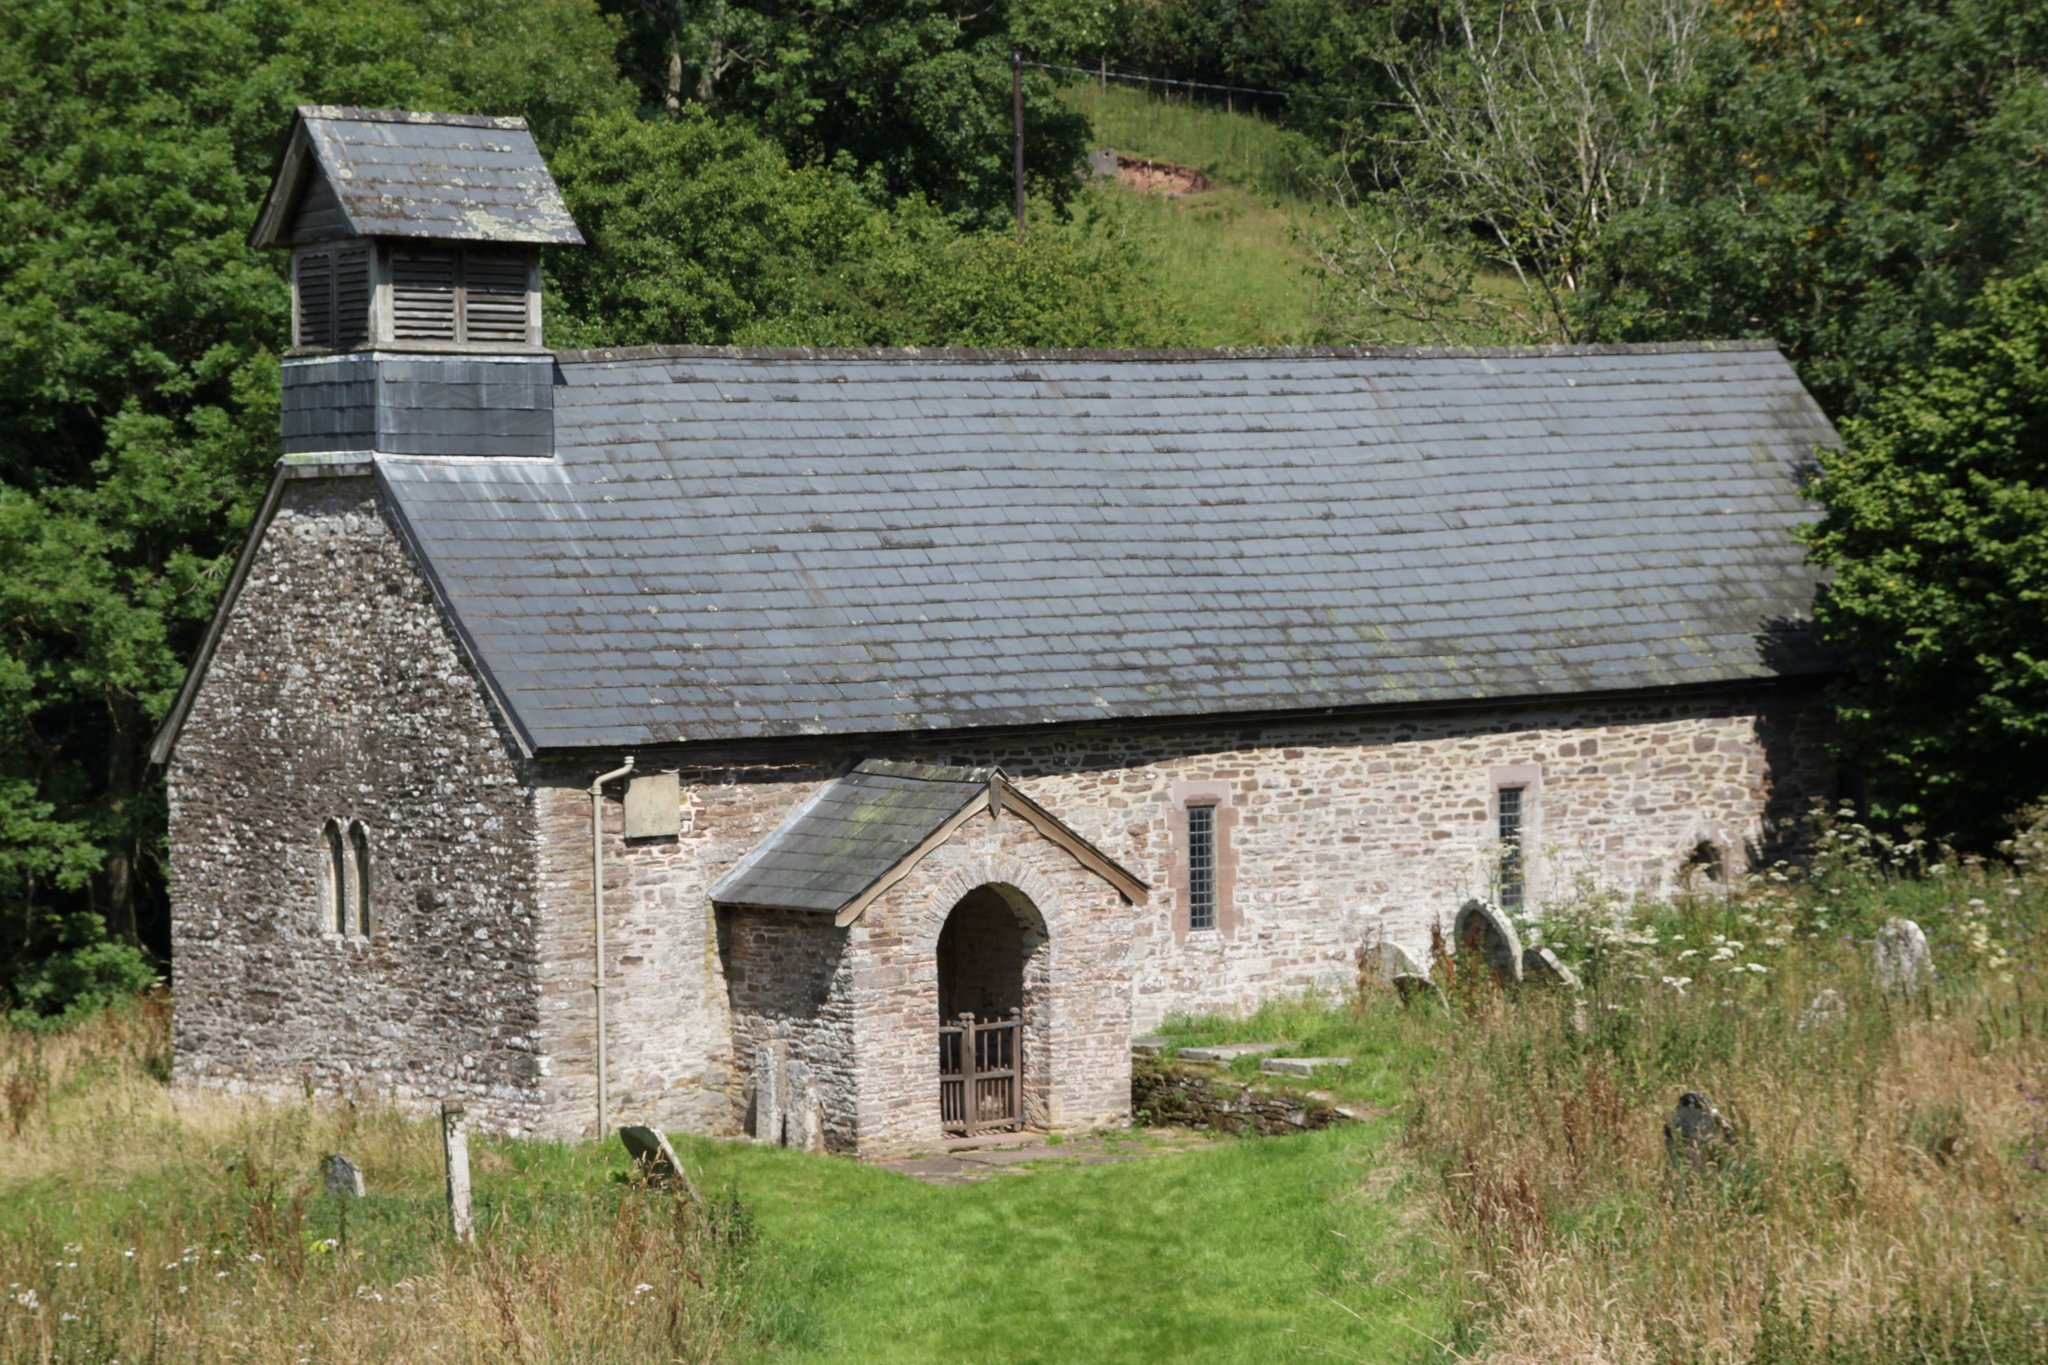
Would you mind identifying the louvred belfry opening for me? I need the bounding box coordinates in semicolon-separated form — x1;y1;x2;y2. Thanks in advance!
390;247;459;341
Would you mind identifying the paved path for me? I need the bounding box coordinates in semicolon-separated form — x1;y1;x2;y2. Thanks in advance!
878;1129;1222;1185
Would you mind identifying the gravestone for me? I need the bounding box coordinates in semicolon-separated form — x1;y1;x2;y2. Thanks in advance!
1453;899;1524;985
320;1153;365;1199
1087;147;1119;178
1523;946;1581;991
751;1041;788;1144
1392;973;1450;1014
1259;1057;1352;1077
1664;1091;1736;1170
618;1124;698;1195
1368;939;1430;985
1798;988;1846;1032
1873;917;1932;994
1179;1043;1290;1063
441;1102;474;1245
783;1057;826;1155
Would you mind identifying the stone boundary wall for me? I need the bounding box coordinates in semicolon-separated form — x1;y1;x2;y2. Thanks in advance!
167;474;547;1133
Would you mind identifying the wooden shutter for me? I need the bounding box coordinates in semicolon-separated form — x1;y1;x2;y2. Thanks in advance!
295;249;335;349
391;246;459;340
333;246;371;348
462;250;531;344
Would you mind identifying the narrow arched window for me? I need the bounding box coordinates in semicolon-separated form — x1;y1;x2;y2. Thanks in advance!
347;821;372;936
321;819;347;934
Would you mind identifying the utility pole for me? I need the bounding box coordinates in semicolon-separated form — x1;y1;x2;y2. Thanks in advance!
1011;49;1025;237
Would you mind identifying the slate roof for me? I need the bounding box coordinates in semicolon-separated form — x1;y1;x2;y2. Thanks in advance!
710;761;993;913
250;106;583;248
374;343;1838;753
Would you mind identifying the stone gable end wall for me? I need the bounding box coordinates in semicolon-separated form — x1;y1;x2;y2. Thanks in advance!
167;473;546;1132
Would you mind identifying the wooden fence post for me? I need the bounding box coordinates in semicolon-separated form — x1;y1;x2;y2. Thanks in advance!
442;1101;474;1245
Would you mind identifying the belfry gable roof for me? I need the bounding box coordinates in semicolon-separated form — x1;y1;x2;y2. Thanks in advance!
250;106;584;249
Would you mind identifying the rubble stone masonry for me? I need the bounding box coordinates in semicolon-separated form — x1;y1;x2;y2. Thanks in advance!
168;472;547;1132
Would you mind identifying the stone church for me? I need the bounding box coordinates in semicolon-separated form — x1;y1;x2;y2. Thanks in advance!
153;107;1839;1156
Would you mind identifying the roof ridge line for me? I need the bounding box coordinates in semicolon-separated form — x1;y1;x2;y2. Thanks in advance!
293;105;530;131
551;340;1783;366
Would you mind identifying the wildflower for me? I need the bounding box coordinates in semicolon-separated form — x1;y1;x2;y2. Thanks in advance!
14;1289;38;1310
1678;948;1699;960
633;1282;656;1297
61;1312;78;1322
1746;963;1769;974
247;1253;265;1264
1763;937;1785;948
1661;975;1692;992
123;1250;135;1259
216;1271;229;1280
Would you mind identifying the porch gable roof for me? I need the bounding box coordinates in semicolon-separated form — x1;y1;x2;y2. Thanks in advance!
710;759;1147;923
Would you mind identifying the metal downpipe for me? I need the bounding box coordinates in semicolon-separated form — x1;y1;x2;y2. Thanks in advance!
590;756;635;1136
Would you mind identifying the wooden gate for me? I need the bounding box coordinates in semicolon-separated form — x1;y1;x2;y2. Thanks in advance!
938;1010;1023;1136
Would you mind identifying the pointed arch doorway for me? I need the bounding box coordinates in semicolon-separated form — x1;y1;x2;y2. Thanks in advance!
935;883;1049;1136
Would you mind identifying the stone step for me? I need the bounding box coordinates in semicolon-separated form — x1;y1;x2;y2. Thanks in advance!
1131;1036;1173;1057
1177;1042;1292;1063
1258;1057;1352;1077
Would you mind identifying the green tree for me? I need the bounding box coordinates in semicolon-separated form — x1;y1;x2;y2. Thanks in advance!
1579;0;2048;417
1804;265;2048;843
1309;0;1711;345
0;0;631;1009
546;108;1187;348
601;0;1090;227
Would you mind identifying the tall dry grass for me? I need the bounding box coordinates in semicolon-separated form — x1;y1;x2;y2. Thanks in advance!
1411;811;2048;1363
0;999;750;1364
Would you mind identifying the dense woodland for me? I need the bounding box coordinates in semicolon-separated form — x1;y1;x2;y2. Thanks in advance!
2;0;2046;1020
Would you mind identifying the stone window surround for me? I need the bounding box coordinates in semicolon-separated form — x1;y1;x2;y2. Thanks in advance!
1169;780;1239;942
318;816;375;942
1488;764;1542;910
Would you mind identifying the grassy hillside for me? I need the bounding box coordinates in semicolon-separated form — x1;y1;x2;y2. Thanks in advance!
1063;83;1330;346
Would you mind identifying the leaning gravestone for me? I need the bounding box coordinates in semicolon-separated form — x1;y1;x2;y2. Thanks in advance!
1452;899;1524;985
1873;917;1932;994
1372;940;1429;985
619;1124;701;1198
1392;973;1451;1014
1664;1091;1736;1170
1523;946;1581;991
321;1153;365;1199
1799;988;1847;1032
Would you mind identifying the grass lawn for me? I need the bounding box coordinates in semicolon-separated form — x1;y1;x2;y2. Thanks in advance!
0;1003;1455;1363
702;1122;1451;1363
